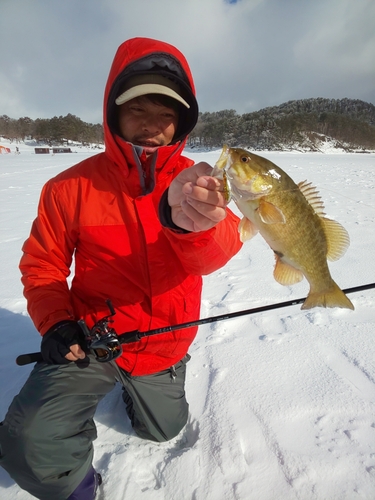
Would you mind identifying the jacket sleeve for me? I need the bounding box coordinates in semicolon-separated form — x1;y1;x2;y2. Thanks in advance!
161;207;242;276
19;180;77;334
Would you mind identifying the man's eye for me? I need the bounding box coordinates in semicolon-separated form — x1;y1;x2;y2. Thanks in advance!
130;106;144;113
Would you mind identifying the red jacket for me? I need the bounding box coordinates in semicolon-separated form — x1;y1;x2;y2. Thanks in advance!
20;38;242;375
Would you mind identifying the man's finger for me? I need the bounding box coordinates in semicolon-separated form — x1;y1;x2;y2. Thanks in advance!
195;176;221;191
192;161;213;177
181;198;227;228
65;344;86;361
183;184;227;208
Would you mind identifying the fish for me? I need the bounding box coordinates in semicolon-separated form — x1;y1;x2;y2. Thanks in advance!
212;145;354;310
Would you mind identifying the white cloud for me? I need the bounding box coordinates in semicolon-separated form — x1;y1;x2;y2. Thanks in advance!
0;0;374;123
294;0;375;72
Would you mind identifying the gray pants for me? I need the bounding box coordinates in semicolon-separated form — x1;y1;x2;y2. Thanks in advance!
0;355;189;500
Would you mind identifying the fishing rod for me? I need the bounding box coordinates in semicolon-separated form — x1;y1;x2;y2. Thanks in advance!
16;282;375;366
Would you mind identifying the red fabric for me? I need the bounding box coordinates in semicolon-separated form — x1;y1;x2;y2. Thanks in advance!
19;38;242;375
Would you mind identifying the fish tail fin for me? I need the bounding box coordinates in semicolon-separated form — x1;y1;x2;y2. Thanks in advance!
301;281;354;310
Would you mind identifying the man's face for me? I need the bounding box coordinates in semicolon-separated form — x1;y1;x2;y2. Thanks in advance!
118;96;179;153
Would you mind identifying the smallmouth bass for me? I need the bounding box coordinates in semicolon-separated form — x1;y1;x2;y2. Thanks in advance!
212;145;354;310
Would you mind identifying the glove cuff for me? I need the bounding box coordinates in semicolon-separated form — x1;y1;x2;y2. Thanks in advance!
45;320;78;337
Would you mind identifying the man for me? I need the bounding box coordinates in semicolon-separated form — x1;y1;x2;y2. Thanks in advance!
0;37;242;499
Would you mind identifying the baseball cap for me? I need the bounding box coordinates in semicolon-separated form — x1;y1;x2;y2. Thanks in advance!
115;74;190;109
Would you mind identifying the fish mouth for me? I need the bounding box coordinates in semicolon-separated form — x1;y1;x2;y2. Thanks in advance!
212;144;232;179
212;144;272;202
212;145;233;201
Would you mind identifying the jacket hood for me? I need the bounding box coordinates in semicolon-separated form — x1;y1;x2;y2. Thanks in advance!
103;37;199;168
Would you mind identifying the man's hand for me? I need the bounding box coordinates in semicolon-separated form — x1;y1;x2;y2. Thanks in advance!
41;321;87;364
168;162;227;232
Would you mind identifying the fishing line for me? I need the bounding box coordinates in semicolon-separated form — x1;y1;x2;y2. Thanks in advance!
313;184;375;211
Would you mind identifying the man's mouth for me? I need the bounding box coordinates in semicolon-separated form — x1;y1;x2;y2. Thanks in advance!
135;137;163;148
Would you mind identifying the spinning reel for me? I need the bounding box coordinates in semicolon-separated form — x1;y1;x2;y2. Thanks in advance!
78;300;122;363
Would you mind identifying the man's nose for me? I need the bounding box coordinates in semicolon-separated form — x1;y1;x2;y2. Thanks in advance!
142;116;161;133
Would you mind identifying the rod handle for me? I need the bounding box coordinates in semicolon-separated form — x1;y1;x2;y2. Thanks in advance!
16;352;43;366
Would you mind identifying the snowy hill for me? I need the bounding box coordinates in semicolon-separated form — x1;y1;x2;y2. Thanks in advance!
190;98;375;152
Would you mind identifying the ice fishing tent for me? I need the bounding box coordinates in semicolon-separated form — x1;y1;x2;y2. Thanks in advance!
35;148;50;154
0;145;11;154
52;148;72;153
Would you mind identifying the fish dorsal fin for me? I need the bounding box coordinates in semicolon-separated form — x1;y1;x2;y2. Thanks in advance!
298;180;326;216
321;217;350;261
238;217;259;242
298;180;350;261
257;198;286;224
273;254;304;285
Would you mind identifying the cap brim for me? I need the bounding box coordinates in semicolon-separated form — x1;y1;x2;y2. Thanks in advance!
115;83;190;108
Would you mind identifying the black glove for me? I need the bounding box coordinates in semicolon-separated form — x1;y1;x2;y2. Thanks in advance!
41;321;86;364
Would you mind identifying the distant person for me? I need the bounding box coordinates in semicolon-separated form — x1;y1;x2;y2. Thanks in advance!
15;146;20;154
0;37;242;499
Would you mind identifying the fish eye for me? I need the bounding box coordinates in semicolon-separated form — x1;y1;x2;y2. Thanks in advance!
240;156;250;163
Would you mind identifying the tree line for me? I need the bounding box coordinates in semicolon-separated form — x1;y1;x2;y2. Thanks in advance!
187;98;375;151
1;98;375;151
0;113;103;146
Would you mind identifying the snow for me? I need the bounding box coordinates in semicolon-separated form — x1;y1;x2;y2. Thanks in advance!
1;139;375;499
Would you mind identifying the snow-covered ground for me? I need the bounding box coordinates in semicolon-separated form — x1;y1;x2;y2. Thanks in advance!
1;139;375;499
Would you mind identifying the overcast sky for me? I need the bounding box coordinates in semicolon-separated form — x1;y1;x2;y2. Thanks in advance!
1;0;374;124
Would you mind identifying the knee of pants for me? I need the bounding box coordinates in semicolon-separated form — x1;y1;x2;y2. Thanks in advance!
0;412;34;459
133;422;186;443
160;418;188;442
133;402;189;443
0;418;37;483
1;394;97;480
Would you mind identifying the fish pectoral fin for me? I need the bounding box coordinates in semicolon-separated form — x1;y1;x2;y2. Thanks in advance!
257;199;286;224
273;255;304;285
238;217;258;242
321;217;350;261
